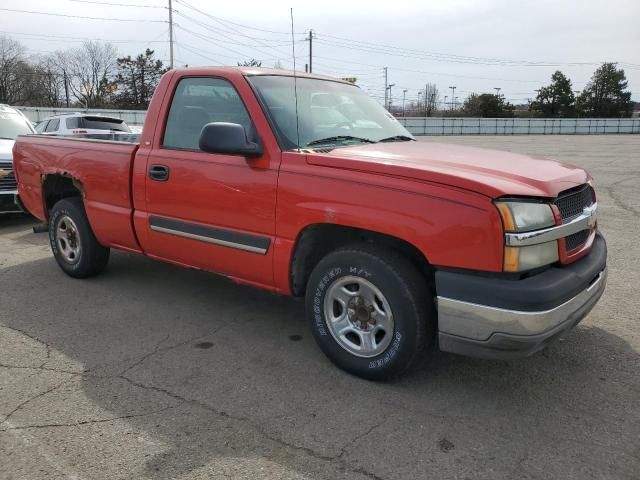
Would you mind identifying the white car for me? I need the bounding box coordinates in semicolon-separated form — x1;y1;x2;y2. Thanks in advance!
34;113;131;136
0;105;35;214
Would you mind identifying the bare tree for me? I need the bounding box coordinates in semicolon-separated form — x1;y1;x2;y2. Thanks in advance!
424;83;439;117
31;54;66;107
0;35;27;104
59;41;118;108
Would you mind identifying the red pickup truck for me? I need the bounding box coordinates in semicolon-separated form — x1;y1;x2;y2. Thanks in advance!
13;67;607;379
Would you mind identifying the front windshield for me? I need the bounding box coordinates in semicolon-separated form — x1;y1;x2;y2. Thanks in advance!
0;111;34;140
249;76;413;149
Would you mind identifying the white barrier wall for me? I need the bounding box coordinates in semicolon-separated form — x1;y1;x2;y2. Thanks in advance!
15;106;640;135
17;106;147;126
397;117;640;135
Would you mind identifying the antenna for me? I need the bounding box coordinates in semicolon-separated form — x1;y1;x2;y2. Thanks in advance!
290;8;301;151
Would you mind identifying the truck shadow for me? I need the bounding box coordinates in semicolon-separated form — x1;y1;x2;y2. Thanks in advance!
0;213;36;230
2;252;638;479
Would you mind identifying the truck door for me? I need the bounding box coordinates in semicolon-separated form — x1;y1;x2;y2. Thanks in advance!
138;76;279;288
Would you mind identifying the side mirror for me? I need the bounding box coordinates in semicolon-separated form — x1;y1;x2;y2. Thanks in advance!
198;122;262;158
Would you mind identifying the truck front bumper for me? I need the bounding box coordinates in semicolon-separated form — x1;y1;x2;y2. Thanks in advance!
0;191;23;214
436;233;607;359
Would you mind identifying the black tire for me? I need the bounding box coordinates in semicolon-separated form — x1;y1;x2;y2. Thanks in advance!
48;197;110;278
306;245;434;380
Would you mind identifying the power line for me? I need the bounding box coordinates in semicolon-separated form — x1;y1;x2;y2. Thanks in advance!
315;37;591;68
174;10;294;63
174;17;292;48
176;26;290;66
0;7;167;23
175;9;295;47
177;43;222;65
68;0;167;8
174;0;299;35
0;30;168;44
314;32;637;69
312;55;554;84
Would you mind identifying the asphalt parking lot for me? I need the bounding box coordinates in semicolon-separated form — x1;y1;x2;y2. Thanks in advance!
1;134;639;480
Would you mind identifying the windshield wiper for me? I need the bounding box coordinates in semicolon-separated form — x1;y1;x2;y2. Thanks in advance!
377;135;415;143
306;135;375;147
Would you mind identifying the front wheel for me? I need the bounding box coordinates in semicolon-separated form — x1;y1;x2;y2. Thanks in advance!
48;197;110;278
306;245;433;380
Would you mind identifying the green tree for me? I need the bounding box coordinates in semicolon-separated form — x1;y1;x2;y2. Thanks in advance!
462;93;514;117
237;59;262;67
529;71;575;117
112;49;167;109
576;63;633;117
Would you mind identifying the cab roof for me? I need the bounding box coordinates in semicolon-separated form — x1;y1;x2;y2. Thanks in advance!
170;66;353;85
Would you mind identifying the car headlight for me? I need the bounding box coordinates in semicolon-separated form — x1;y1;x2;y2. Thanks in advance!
495;201;555;232
504;242;559;272
496;200;558;272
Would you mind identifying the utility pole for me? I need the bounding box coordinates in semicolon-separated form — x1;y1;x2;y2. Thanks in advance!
429;93;435;116
402;89;407;117
449;86;456;111
383;67;388;110
387;83;395;111
305;30;313;72
63;70;70;108
494;87;501;100
424;83;429;115
168;0;174;69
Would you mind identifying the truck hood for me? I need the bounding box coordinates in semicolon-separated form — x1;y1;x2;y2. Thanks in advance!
0;139;14;163
306;141;588;198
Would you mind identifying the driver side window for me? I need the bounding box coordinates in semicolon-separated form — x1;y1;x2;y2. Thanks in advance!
163;77;252;150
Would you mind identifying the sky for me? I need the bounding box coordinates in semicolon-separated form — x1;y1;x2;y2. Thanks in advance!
2;0;639;107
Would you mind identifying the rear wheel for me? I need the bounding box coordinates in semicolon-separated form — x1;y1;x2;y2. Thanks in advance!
49;198;110;278
306;245;433;380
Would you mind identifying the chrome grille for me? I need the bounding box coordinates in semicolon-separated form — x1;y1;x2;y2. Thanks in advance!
0;165;17;192
554;184;593;221
555;184;594;253
565;230;590;251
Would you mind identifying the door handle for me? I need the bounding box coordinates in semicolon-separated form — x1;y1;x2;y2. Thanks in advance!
149;164;169;181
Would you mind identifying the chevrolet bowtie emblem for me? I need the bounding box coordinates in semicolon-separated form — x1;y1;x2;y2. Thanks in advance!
0;169;8;178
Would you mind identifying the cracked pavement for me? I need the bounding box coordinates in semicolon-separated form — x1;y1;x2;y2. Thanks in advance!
1;135;639;479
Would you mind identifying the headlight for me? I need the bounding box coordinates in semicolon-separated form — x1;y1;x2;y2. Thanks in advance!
504;242;559;272
496;201;555;232
496;200;558;272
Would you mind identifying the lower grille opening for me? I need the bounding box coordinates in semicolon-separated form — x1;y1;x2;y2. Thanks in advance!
565;229;589;251
0;168;17;192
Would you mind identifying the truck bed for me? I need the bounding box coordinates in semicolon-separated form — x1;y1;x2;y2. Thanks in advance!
13;134;142;252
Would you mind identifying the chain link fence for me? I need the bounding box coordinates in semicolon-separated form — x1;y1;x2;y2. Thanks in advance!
397;117;640;136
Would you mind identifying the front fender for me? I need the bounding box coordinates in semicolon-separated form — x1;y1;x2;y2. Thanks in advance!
272;155;504;294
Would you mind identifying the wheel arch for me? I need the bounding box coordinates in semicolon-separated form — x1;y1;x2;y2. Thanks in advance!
289;223;435;297
41;173;84;219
